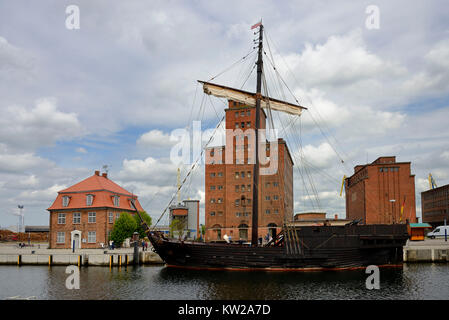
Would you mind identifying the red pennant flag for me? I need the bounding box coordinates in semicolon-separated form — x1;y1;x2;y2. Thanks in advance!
251;20;262;30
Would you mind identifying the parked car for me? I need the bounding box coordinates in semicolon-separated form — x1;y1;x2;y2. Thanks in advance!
427;226;449;239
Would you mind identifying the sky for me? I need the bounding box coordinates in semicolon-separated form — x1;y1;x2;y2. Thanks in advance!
0;0;448;229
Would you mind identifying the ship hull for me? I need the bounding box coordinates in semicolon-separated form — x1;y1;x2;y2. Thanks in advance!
148;224;409;271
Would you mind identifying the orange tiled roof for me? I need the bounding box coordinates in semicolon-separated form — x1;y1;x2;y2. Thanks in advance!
47;171;144;212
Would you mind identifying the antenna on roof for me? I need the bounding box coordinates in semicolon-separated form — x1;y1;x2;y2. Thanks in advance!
102;164;110;174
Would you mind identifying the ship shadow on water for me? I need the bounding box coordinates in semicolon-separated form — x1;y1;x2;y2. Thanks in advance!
156;265;408;300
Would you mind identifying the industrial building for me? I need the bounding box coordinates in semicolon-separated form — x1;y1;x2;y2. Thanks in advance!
421;183;449;228
345;156;417;224
47;170;144;249
204;100;294;242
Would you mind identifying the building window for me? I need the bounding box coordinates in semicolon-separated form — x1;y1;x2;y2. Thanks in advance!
108;212;113;223
235;185;240;192
265;196;271;201
210;211;216;216
88;231;96;243
235;111;239;118
217;198;223;203
273;182;279;187
210;185;216;190
218;211;223;216
62;196;70;207
247;171;252;178
210;198;216;203
240;111;245;117
86;194;94;206
247;184;251;192
241;122;244;128
273;195;279;200
274;209;279;214
247;110;251;116
236;212;241;217
235;172;240;179
246;122;251;128
116;212;120;219
266;209;270;214
241;185;245;192
73;212;81;224
218;185;223;190
113;196;120;207
235;199;240;207
88;212;96;223
235;122;239;129
218;172;223;177
241;171;245;178
56;232;65;244
266;182;271;187
58;213;66;224
210;172;216;177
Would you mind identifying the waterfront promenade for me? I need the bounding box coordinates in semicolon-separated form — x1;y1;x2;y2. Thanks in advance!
0;242;164;266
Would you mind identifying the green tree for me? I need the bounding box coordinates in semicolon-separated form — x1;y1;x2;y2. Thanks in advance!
133;211;152;238
109;212;137;247
170;218;186;239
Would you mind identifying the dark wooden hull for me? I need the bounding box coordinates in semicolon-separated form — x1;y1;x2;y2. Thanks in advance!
148;224;409;271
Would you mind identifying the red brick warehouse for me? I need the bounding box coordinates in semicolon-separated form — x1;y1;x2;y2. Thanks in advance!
204;100;294;242
345;156;417;224
47;170;144;249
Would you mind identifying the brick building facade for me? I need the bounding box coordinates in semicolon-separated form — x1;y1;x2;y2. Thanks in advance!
204;100;294;242
345;156;417;224
47;170;144;249
421;184;449;228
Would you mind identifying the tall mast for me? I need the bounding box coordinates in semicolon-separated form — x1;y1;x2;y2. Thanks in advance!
251;22;263;246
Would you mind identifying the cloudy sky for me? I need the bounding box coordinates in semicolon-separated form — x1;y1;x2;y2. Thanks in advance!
1;1;448;228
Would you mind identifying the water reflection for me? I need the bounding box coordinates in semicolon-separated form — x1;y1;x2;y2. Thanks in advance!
0;264;448;300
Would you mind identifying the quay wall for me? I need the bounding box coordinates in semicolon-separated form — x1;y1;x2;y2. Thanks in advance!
403;247;449;262
0;251;163;266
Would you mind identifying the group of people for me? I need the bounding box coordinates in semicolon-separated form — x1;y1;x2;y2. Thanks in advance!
141;240;149;251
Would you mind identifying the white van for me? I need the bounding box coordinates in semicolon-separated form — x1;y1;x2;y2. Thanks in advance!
427;226;449;239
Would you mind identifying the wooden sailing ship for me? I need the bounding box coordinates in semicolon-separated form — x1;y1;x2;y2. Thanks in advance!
134;22;409;271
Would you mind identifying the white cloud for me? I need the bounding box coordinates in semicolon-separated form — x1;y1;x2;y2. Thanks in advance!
76;147;87;154
137;129;177;148
0;151;53;174
0;98;83;151
0;36;34;72
19;184;66;201
118;156;177;183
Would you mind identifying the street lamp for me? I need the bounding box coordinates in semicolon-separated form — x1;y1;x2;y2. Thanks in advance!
389;199;396;224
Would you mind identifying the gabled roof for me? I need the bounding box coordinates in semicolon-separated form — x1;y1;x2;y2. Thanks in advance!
59;173;132;195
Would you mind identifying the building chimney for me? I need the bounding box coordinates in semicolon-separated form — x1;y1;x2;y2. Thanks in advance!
95;170;100;176
102;173;108;179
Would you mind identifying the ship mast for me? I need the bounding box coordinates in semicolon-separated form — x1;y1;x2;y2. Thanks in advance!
251;22;263;246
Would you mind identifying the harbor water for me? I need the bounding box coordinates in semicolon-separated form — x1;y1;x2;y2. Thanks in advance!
1;263;448;300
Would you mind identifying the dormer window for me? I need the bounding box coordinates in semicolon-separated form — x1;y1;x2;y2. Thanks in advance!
62;196;70;207
113;195;120;207
86;194;94;206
